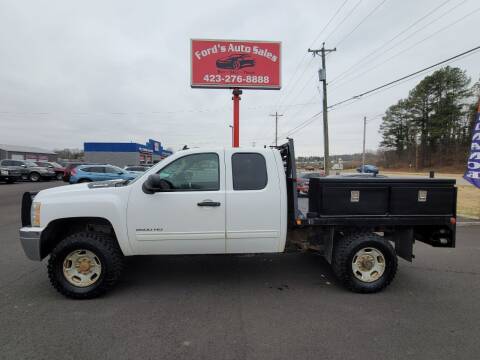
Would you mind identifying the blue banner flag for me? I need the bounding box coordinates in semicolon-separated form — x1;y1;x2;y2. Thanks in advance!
464;102;480;189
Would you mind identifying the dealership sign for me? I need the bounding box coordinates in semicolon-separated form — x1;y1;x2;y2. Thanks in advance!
191;39;281;89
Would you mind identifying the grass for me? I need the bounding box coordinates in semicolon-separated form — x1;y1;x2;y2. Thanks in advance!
457;185;480;219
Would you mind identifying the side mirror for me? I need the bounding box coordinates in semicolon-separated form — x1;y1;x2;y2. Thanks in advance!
142;174;172;194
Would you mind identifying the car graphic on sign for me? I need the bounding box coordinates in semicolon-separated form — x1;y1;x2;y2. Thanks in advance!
216;54;256;70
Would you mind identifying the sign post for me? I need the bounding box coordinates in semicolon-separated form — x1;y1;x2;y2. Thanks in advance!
232;89;242;147
191;39;281;147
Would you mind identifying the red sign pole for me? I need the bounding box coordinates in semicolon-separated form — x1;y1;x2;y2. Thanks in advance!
232;88;242;147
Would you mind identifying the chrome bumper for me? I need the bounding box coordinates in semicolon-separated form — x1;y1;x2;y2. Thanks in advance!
19;227;43;261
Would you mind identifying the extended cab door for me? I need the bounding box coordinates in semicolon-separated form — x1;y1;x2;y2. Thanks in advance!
225;149;286;253
126;150;226;254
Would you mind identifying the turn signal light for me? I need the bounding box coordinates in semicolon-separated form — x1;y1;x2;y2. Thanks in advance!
31;202;41;227
450;217;456;225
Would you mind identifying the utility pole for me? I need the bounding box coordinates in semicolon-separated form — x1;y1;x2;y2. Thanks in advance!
362;116;366;173
269;111;283;146
308;43;336;175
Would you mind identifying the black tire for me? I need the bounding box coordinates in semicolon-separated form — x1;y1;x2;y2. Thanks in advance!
48;231;124;299
29;172;40;182
332;231;397;293
56;173;63;180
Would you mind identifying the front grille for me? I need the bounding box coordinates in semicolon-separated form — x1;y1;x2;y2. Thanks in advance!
21;192;37;227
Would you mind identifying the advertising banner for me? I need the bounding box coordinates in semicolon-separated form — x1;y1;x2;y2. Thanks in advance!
464;102;480;188
191;39;281;89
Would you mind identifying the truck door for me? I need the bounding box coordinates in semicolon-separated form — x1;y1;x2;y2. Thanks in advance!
225;150;284;253
126;151;226;254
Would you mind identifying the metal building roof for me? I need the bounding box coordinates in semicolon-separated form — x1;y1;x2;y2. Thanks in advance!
0;144;56;155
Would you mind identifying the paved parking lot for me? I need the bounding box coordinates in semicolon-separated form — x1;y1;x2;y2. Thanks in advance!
1;181;479;359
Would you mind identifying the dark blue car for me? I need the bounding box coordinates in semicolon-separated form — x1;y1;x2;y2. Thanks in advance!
356;164;379;175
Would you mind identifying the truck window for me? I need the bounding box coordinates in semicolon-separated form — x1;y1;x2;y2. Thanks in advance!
232;153;267;190
157;153;219;191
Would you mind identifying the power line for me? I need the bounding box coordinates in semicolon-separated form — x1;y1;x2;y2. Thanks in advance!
328;44;480;109
329;0;454;85
275;0;349;112
334;0;389;48
324;0;364;43
331;0;475;90
279;44;480;138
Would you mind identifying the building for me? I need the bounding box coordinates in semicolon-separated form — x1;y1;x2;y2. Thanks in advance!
0;144;58;162
84;139;172;167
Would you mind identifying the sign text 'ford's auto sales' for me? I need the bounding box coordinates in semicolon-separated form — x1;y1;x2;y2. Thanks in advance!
191;39;281;89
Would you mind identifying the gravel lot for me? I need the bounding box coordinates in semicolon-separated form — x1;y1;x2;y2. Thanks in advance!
1;181;479;359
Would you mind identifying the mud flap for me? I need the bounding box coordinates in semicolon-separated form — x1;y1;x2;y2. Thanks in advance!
393;227;414;262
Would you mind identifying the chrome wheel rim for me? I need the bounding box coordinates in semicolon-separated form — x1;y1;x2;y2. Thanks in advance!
352;247;386;283
30;173;39;181
63;249;102;287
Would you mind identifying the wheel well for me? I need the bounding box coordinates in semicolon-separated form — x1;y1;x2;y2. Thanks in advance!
40;217;119;259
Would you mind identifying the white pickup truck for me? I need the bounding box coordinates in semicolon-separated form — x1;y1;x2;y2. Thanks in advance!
19;140;457;299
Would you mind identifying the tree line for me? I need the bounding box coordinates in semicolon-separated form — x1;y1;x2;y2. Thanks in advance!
379;66;478;170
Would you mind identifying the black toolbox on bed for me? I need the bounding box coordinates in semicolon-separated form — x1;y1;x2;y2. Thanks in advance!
308;177;457;217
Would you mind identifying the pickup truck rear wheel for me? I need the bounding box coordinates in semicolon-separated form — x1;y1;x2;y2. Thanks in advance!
47;231;124;299
332;231;397;293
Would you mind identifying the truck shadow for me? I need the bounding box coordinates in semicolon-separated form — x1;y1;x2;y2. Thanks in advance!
114;252;340;295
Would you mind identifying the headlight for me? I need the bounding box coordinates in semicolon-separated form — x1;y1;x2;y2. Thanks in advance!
31;202;41;227
0;170;8;175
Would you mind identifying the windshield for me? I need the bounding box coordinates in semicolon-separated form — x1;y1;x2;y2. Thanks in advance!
25;161;38;167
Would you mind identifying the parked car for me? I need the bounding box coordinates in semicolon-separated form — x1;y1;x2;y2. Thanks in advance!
35;161;65;180
297;172;323;196
216;54;255;70
0;163;23;183
123;165;150;175
62;162;85;182
356;164;379;175
69;164;138;184
0;159;55;182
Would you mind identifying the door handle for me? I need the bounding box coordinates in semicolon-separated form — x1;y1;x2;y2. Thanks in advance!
197;201;221;207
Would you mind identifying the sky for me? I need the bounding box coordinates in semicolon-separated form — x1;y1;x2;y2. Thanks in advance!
0;0;479;156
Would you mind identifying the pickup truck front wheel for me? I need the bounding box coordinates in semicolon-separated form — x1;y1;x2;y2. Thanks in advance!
332;231;397;293
47;231;124;299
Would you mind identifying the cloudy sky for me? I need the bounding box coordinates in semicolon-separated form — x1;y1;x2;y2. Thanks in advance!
0;0;478;156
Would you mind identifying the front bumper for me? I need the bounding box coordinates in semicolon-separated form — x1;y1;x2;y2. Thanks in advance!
19;227;43;261
0;174;22;181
